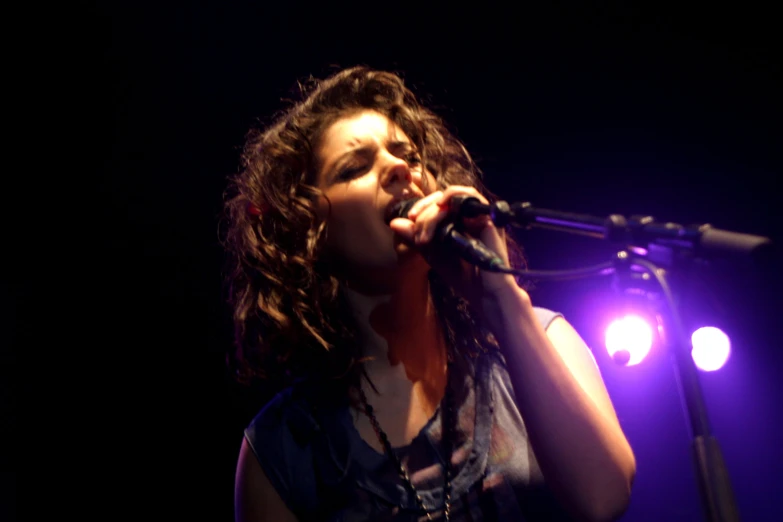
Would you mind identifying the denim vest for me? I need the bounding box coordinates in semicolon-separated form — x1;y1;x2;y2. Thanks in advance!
245;307;574;521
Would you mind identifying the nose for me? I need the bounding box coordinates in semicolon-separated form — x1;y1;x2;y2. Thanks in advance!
379;150;413;188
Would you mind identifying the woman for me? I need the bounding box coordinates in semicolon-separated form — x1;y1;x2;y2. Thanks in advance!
223;66;635;521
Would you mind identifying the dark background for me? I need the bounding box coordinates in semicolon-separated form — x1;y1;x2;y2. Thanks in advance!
87;2;781;520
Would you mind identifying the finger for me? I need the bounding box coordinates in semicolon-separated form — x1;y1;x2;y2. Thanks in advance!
435;186;495;237
414;203;450;244
440;185;490;206
407;191;444;220
389;217;416;243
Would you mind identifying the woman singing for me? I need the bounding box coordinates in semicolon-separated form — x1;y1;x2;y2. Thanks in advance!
223;66;635;521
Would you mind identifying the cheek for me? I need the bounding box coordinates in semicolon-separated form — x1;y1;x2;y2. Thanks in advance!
322;188;385;252
418;170;442;195
323;184;376;224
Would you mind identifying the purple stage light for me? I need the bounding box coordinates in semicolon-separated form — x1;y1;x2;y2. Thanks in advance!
605;314;654;366
691;327;731;371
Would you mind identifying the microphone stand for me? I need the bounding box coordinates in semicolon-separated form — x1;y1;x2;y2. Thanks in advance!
612;252;741;522
464;199;772;522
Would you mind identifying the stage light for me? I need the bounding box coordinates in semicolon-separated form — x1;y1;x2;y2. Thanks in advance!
605;314;654;366
691;327;731;371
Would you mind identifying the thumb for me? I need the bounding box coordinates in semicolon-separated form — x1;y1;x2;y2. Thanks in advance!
389;218;416;244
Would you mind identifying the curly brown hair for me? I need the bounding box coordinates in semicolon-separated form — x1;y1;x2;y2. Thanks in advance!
221;66;523;391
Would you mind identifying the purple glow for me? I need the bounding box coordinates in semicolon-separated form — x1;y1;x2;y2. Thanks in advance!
691;327;731;371
605;315;654;366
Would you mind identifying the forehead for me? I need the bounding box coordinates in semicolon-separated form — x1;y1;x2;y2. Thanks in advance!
319;110;410;152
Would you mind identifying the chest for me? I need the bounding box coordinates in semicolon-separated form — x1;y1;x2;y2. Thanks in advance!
352;389;439;453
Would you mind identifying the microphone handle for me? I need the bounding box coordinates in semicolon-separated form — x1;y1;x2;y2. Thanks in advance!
439;223;506;271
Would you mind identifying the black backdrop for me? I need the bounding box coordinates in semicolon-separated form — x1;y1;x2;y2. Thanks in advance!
82;2;783;520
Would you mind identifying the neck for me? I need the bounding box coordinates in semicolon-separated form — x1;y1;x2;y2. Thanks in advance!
341;266;448;413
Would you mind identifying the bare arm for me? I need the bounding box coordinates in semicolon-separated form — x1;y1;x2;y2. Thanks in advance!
235;436;298;522
483;289;636;522
391;185;635;520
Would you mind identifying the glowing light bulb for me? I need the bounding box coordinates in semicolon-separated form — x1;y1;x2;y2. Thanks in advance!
605;315;654;366
691;327;731;371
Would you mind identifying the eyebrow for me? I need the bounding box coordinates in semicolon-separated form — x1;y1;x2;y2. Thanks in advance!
387;140;415;154
325;139;417;179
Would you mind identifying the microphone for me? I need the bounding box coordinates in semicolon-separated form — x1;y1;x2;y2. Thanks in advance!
391;194;492;222
389;195;506;271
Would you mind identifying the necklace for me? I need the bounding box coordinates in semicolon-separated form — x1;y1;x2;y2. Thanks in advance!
358;364;455;521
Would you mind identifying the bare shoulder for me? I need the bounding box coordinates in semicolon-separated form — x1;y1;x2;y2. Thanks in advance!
235;436;298;522
545;316;621;424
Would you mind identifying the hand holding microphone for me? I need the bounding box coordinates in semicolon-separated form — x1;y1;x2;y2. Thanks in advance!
387;187;510;272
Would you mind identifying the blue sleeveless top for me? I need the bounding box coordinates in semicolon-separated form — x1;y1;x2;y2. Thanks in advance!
245;307;574;521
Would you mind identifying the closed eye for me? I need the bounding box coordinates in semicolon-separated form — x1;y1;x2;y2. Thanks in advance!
331;146;420;183
335;164;367;181
405;152;422;167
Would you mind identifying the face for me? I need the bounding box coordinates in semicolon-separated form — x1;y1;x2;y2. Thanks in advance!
315;110;438;288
